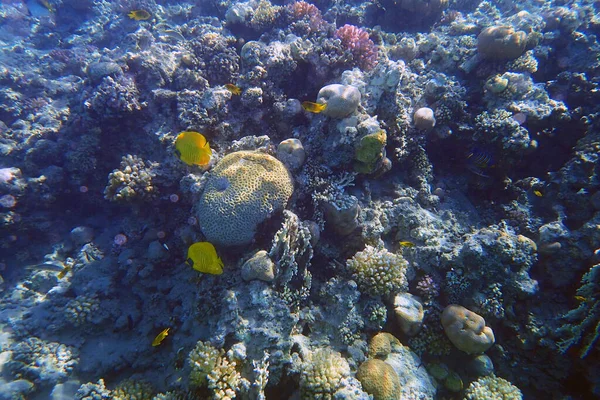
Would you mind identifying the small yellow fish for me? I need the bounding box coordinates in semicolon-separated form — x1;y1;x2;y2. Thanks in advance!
225;84;242;95
37;0;54;12
301;101;327;113
575;295;586;302
186;242;224;275
152;327;170;347
127;10;152;21
533;190;543;197
26;262;71;279
399;241;415;248
57;265;72;279
175;131;212;166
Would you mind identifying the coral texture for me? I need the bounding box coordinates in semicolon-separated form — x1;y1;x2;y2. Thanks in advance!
197;151;294;246
346;246;409;297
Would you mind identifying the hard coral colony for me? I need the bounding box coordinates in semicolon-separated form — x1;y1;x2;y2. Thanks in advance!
0;0;598;399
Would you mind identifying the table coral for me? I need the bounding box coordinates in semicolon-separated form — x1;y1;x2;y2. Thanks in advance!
198;151;294;246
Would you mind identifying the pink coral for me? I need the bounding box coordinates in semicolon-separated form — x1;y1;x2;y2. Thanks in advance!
334;24;378;70
287;1;326;34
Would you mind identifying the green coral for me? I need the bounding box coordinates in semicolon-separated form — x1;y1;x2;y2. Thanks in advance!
299;348;350;399
354;130;387;174
463;375;522;400
197;151;294;246
346;245;408;297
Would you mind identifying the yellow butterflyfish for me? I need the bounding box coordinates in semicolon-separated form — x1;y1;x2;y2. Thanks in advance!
225;84;242;95
301;101;327;113
152;327;170;346
186;242;224;275
175;131;212;166
127;10;151;21
399;241;415;248
574;295;586;302
533;190;543;197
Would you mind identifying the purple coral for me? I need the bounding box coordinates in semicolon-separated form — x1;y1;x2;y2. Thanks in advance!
334;24;378;70
415;274;440;300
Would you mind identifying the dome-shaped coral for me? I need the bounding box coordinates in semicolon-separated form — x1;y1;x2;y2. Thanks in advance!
441;305;495;354
356;359;401;400
197;151;294;246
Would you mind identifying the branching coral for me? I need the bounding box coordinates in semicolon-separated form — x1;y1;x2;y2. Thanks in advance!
104;155;158;202
188;341;222;387
188;341;242;399
299;348;350;399
557;263;600;358
463;375;522;400
65;294;101;326
334;25;378;70
346;246;409;297
7;337;78;386
113;379;154;400
269;210;313;307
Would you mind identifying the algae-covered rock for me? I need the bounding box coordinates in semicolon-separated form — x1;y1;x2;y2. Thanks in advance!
354;130;387;174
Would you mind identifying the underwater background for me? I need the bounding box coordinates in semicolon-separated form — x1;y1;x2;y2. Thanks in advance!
0;0;599;399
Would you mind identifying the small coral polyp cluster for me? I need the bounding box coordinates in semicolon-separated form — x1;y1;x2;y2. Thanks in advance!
0;0;599;399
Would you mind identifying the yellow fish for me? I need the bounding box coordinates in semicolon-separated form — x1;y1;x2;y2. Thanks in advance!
533;190;543;197
175;131;212;166
399;241;415;248
225;84;242;95
575;295;586;302
301;101;327;113
152;327;170;347
26;262;71;279
37;0;54;12
127;10;151;21
186;242;224;275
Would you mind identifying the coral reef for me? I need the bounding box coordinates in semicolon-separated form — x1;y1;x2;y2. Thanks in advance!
0;0;599;398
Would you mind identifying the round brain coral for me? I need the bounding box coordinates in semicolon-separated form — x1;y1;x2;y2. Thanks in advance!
356;359;401;400
197;151;294;246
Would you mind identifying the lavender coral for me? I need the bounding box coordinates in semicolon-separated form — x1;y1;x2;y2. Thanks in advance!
334;24;378;70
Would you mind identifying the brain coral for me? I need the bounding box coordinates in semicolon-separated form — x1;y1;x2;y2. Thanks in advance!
197;151;294;246
356;358;401;400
